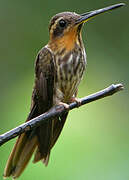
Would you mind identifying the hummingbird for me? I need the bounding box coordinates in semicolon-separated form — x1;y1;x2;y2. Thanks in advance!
4;3;125;179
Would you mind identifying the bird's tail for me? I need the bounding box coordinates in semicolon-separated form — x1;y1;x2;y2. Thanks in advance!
3;109;68;179
3;131;37;179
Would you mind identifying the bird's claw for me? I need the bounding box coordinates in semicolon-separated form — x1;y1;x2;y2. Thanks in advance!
70;97;81;107
58;102;69;110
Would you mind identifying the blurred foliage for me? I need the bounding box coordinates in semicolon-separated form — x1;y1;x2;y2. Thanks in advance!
0;0;129;179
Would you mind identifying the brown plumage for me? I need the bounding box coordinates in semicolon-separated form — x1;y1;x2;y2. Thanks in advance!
4;3;124;179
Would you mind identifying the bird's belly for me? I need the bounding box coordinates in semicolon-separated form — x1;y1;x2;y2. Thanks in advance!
55;52;86;103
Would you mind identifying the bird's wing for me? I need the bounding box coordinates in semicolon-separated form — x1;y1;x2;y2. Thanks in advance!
4;47;55;178
34;46;55;111
32;46;55;160
33;47;68;165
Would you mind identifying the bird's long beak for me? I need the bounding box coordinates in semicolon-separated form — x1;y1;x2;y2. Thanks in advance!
76;3;125;24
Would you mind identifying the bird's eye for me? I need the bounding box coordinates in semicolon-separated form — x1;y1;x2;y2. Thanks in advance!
59;19;66;28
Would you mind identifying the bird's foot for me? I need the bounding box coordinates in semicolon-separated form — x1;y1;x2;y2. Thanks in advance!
58;102;69;110
57;102;69;121
70;97;81;107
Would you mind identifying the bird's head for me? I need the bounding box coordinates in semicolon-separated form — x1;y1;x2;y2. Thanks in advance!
48;3;125;51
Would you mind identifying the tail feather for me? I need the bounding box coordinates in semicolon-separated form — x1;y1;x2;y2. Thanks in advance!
33;147;43;163
33;148;50;166
51;112;68;148
42;152;50;166
4;111;68;179
33;113;68;165
3;133;37;179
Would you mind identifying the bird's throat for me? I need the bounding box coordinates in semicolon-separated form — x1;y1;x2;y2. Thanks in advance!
49;28;82;52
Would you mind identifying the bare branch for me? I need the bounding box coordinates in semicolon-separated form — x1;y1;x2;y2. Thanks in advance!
0;83;124;146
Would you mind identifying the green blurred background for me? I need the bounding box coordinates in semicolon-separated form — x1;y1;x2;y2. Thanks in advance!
0;0;128;179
